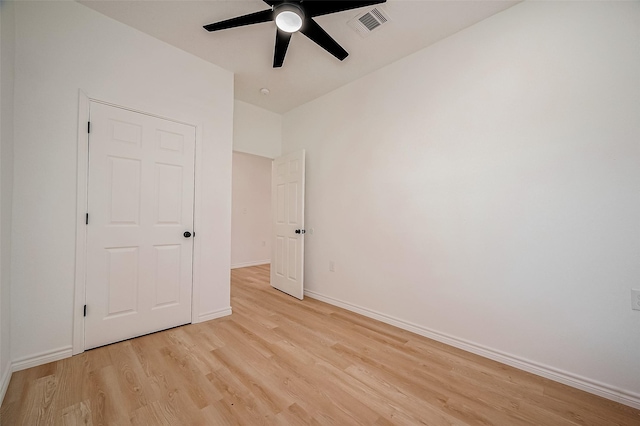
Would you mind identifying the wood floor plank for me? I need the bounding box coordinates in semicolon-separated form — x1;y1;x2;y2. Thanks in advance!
90;365;133;425
2;265;639;425
200;399;240;426
59;400;92;426
18;373;58;426
53;352;90;413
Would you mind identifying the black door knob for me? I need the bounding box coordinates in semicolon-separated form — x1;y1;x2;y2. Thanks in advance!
184;231;192;238
295;229;306;234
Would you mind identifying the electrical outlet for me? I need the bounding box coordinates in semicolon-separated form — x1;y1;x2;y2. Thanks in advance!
329;261;335;272
632;289;640;311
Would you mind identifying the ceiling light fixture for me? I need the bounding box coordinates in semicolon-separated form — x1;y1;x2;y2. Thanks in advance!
274;4;304;33
260;88;270;95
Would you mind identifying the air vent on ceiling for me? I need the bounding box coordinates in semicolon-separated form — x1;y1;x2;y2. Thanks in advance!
348;7;390;38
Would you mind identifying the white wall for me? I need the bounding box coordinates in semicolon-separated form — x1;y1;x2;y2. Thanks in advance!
233;100;282;159
231;152;272;268
11;1;233;363
283;1;640;407
231;100;280;269
0;0;15;403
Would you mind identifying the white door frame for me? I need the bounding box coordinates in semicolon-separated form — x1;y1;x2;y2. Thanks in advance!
72;91;203;355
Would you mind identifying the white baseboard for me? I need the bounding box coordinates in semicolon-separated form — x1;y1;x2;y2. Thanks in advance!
0;361;12;407
230;260;270;269
304;289;640;410
11;346;73;373
197;307;232;323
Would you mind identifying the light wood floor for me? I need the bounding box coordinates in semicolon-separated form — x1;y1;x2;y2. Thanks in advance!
1;265;639;425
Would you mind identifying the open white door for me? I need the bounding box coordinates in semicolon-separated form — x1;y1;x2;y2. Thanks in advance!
271;150;305;299
85;102;195;349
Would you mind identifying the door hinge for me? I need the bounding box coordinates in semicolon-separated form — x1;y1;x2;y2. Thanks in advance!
87;122;91;133
86;213;89;225
83;305;87;317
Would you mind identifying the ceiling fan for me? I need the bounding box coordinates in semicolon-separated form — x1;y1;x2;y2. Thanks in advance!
203;1;387;68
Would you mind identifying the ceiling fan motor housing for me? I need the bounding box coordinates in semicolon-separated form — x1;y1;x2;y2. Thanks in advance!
274;3;305;33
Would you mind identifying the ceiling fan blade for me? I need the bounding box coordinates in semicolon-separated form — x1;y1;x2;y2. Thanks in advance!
303;0;386;18
273;29;292;68
203;9;273;32
300;19;348;61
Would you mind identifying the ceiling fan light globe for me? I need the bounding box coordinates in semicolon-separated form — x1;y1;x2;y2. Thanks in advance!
275;8;303;33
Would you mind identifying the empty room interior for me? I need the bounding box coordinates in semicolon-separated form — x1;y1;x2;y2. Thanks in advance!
1;0;639;424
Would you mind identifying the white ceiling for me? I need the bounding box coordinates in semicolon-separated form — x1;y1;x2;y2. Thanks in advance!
79;0;518;114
